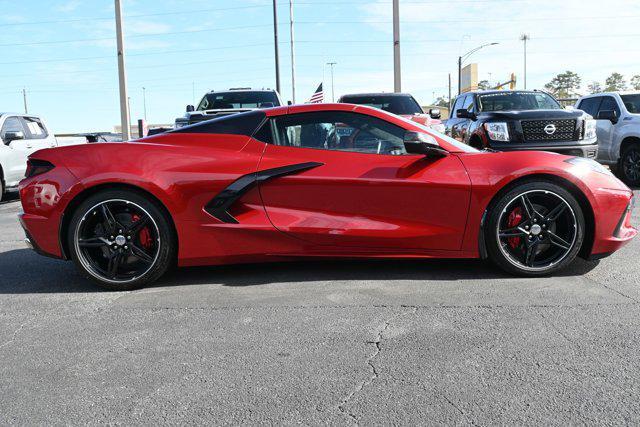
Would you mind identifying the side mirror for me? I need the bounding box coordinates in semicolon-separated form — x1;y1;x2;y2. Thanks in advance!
4;131;24;144
186;104;195;112
456;109;475;120
596;109;618;124
287;100;293;106
429;108;441;119
403;131;449;158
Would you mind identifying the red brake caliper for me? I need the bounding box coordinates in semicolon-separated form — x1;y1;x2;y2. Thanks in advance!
131;214;153;250
507;207;523;249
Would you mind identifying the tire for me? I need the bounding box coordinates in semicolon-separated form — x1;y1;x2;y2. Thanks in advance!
485;181;585;276
67;189;176;290
616;144;640;187
0;179;4;203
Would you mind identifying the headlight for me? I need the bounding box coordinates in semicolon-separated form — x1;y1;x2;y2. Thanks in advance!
484;122;510;142
584;119;597;140
429;123;446;134
564;157;613;176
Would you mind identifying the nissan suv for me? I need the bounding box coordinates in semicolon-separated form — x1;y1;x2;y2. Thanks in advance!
175;88;283;128
575;91;640;186
444;90;597;158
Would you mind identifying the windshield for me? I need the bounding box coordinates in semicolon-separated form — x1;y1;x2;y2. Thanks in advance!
340;95;423;115
478;92;561;112
621;94;640;114
197;92;279;110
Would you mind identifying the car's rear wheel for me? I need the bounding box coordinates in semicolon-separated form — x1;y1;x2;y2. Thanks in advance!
486;181;585;276
68;189;175;290
617;144;640;187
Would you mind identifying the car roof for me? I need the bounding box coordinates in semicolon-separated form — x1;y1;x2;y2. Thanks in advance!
580;91;640;98
462;90;545;96
340;92;414;98
206;88;276;94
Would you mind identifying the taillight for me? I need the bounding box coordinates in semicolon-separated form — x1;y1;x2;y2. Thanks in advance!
25;159;55;178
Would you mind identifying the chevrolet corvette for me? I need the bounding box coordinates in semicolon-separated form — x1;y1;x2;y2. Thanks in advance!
18;103;636;290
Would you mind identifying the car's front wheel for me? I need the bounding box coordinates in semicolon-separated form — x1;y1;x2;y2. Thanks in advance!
485;181;585;276
68;189;176;290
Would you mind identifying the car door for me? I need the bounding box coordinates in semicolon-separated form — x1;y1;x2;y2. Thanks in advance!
445;95;464;138
451;94;473;142
595;96;620;162
256;107;471;251
0;116;31;186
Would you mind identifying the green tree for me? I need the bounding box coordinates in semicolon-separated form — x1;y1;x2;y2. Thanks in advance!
544;71;582;98
433;96;449;108
478;80;491;90
587;81;602;94
630;75;640;90
604;72;627;91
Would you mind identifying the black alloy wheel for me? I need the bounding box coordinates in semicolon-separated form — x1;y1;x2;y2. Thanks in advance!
68;190;175;290
619;144;640;187
486;181;585;276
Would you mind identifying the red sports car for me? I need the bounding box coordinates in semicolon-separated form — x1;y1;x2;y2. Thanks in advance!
18;103;636;290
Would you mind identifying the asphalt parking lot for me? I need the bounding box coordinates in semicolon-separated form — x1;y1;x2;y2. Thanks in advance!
1;190;639;425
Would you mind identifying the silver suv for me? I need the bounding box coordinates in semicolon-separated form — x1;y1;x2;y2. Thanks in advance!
575;92;640;186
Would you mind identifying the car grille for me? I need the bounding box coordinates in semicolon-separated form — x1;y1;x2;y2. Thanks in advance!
521;119;577;142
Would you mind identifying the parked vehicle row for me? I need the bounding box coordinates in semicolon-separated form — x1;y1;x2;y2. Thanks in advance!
18;104;636;290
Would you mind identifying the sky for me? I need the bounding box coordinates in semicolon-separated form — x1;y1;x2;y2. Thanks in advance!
2;0;640;133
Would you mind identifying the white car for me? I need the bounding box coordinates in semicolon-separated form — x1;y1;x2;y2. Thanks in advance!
575;92;640;186
0;113;57;201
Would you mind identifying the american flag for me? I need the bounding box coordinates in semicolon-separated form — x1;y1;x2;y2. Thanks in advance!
307;83;324;103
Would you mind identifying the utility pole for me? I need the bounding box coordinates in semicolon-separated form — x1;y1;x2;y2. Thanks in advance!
326;62;337;102
142;87;147;121
392;0;401;92
127;96;132;133
273;0;281;94
448;73;452;112
114;0;131;140
520;34;530;89
22;87;28;114
289;0;296;103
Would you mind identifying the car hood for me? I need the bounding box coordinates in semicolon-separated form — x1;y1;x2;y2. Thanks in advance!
478;109;585;121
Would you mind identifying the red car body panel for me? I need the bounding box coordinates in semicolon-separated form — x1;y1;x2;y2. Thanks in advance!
18;104;636;269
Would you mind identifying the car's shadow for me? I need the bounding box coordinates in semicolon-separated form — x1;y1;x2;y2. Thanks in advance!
0;248;601;294
0;192;19;205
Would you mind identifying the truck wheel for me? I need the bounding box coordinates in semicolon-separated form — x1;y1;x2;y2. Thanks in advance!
0;180;4;203
617;144;640;187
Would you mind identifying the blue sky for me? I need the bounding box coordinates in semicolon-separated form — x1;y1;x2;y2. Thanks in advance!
2;0;640;132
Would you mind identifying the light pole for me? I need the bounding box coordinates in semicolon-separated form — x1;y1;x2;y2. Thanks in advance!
392;0;401;92
326;62;337;102
520;34;530;89
289;0;296;103
114;0;130;140
273;0;281;94
142;87;147;121
458;42;499;95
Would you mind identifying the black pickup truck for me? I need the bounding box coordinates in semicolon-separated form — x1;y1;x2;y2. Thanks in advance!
444;90;598;158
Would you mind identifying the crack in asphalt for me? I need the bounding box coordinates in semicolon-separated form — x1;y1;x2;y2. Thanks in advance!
0;320;29;350
338;306;417;424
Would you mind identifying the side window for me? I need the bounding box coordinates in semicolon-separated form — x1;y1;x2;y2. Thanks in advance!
253;120;273;144
272;111;407;155
577;97;601;117
0;117;25;143
598;96;621;118
22;117;49;140
461;94;473;112
450;96;463;118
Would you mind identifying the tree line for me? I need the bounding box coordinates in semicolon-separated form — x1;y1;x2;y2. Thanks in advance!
543;71;640;99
